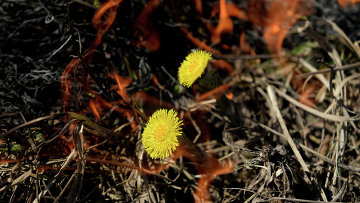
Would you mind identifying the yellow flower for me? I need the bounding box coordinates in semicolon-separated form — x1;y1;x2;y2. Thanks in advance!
178;50;212;88
142;109;183;159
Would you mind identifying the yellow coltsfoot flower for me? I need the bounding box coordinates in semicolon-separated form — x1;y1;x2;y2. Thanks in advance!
142;109;183;159
178;50;212;88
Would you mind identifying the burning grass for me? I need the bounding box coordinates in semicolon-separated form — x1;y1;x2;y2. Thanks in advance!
1;0;360;202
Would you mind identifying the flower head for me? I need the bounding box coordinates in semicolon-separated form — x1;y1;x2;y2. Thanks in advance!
178;50;212;88
142;109;183;159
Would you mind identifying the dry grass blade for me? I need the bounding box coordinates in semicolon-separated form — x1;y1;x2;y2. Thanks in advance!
11;169;32;186
334;73;360;98
298;62;360;78
56;149;77;179
37;118;78;150
298;58;330;90
274;87;358;122
266;85;328;202
68;112;111;137
263;197;343;202
331;181;347;202
238;114;360;173
53;174;76;203
67;123;86;202
300;144;360;173
326;19;360;58
266;86;310;173
1;114;60;139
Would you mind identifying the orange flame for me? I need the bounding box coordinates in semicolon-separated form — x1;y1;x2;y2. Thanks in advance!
87;94;137;131
132;0;161;50
107;72;136;130
86;141;233;203
152;74;165;90
58;2;239;201
225;91;234;100
193;0;203;15
61;57;80;111
247;0;313;54
298;85;317;107
62;0;125;112
210;2;247;20
0;157;26;165
338;0;360;7
195;157;233;203
89;99;102;120
133;91;174;109
239;31;256;55
209;1;248;44
92;0;123;49
291;70;321;107
176;142;234;203
210;59;234;73
210;0;234;44
225;3;247;20
181;27;221;55
197;84;231;102
208;1;247;46
109;72;132;103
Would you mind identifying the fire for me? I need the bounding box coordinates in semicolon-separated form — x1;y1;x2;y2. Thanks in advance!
89;100;101;120
92;0;123;49
239;31;256;55
181;27;221;55
210;0;234;44
57;0;321;201
179;0;313;58
208;1;248;45
210;59;234;73
193;0;203;15
175;142;234;203
195;157;233;203
290;69;321;107
109;72;132;103
61;57;79;111
62;0;126;112
132;0;161;50
338;0;360;7
247;0;314;54
197;83;231;102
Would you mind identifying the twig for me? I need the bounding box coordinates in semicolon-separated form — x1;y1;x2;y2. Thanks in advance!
1;114;63;139
186;110;201;143
298;62;360;78
47;35;72;62
298;58;330;90
53;173;76;203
